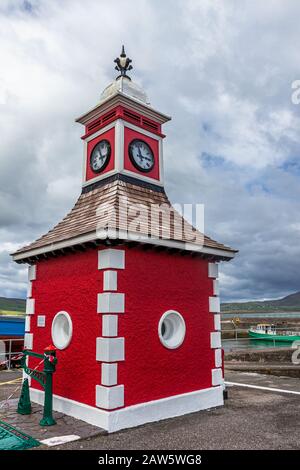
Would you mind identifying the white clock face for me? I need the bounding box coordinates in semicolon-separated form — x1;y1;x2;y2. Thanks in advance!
128;139;155;172
90;139;111;173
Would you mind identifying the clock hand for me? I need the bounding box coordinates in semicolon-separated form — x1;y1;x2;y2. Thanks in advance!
137;146;143;161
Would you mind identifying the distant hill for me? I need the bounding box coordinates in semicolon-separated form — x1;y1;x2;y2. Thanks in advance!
0;296;26;315
222;291;300;313
1;291;300;316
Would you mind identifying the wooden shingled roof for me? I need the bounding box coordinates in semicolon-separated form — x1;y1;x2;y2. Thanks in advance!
12;176;237;262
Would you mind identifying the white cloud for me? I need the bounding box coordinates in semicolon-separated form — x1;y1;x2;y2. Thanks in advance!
1;0;300;301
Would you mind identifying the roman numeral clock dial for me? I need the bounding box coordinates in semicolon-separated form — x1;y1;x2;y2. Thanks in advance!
129;139;155;172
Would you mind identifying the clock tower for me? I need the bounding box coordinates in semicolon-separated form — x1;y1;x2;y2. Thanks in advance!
12;47;237;432
77;46;168;190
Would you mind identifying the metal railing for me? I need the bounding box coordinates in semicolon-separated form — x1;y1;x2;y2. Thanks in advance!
0;339;24;370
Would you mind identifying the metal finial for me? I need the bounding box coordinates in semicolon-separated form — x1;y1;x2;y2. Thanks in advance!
114;45;133;80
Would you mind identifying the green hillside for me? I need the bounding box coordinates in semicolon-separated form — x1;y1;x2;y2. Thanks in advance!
0;296;26;315
222;291;300;313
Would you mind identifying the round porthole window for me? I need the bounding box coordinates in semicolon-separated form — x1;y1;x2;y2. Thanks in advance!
158;310;186;349
51;311;73;350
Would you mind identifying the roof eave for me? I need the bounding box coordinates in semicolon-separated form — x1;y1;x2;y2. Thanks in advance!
11;229;237;263
75;92;171;126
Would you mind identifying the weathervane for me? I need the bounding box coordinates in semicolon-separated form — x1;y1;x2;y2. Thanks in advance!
114;45;133;80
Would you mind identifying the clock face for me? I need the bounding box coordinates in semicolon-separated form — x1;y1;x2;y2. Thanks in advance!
90;139;111;173
128;139;155;172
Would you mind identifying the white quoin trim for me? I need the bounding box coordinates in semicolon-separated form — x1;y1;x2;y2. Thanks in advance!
28;264;37;281
98;249;125;270
24;333;33;350
101;363;118;386
30;385;223;433
214;314;221;331
26;298;35;315
27;282;32;298
97;293;125;313
96;385;124;410
103;271;118;291
210;331;221;349
209;296;220;313
25;315;31;332
215;349;222;368
213;279;219;296
212;368;223;386
96;337;125;362
208;263;218;279
102;315;118;337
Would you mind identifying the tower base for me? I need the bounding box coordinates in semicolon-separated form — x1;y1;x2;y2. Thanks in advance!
30;386;223;433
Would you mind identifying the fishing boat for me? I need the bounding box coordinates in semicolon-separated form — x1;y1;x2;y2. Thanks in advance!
248;323;300;342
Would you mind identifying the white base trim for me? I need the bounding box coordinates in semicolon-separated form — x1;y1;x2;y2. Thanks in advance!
30;385;223;433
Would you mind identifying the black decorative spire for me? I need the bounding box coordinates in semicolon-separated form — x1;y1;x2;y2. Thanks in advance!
114;45;133;80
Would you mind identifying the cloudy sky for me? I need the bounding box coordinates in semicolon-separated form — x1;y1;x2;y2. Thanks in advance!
1;0;300;302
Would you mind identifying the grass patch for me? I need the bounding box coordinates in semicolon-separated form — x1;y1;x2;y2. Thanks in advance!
0;310;25;317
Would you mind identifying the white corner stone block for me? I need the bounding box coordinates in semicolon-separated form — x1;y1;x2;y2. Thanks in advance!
98;249;125;270
103;271;118;291
96;384;124;410
101;363;118;386
27;282;32;298
24;333;33;350
214;314;221;331
212;368;223;386
208;263;218;279
215;349;222;368
96;337;125;362
28;264;37;281
209;296;220;313
37;315;46;327
25;315;31;332
210;331;221;349
213;279;219;296
97;293;125;313
26;298;35;315
102;315;118;337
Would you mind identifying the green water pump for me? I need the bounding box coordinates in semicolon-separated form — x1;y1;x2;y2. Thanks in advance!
17;345;57;426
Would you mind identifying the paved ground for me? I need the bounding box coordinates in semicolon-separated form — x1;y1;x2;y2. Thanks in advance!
0;369;22;401
0;369;104;443
225;369;300;392
0;369;299;450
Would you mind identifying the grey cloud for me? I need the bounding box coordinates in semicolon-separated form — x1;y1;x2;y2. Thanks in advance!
1;0;300;301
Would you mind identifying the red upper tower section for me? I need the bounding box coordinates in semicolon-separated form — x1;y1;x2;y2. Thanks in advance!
76;48;171;189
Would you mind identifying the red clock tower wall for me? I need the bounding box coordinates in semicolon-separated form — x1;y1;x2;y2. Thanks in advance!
27;246;219;409
123;126;160;181
85;127;115;182
82;112;164;188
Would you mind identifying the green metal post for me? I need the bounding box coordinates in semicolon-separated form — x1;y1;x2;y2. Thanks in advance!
17;378;32;415
39;347;57;427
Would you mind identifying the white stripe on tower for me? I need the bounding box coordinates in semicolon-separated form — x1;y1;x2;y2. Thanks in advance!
96;249;125;410
208;262;223;386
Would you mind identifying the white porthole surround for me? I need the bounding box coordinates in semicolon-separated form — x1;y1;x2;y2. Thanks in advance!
51;311;73;350
158;310;186;349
